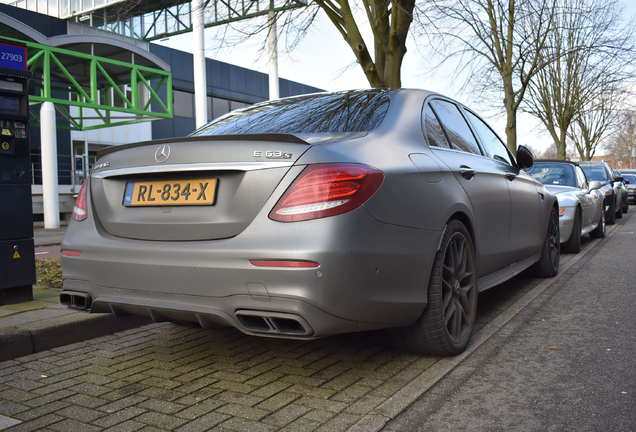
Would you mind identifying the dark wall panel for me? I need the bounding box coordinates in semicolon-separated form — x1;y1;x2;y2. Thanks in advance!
0;4;67;37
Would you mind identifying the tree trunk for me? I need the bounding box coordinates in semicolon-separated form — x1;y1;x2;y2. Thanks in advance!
503;77;517;152
504;102;517;153
557;129;567;160
383;46;405;88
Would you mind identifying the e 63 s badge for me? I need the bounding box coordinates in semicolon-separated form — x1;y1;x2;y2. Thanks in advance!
253;150;293;160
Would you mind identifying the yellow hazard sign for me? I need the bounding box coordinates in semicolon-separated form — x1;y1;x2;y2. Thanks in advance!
12;250;21;259
1;128;12;136
1;141;9;151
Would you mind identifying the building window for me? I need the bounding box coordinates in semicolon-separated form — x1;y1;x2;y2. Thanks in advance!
212;97;231;120
206;96;250;122
173;90;194;118
230;100;247;111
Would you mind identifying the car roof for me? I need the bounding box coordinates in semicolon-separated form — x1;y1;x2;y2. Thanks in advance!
535;159;580;166
578;160;607;166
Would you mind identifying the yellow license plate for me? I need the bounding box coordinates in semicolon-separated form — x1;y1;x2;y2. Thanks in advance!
123;178;217;206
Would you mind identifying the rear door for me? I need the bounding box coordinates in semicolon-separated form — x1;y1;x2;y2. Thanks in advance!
463;109;542;261
424;99;512;276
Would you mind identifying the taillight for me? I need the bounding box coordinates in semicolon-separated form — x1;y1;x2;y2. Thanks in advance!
72;179;88;221
269;163;384;222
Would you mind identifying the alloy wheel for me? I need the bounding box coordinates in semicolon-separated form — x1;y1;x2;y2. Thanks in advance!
441;233;476;343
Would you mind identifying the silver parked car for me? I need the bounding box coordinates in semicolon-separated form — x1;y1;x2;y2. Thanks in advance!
579;161;627;223
618;171;636;205
527;161;605;252
60;89;560;355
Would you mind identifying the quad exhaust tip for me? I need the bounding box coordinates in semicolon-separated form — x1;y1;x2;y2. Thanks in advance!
235;310;312;336
60;291;92;310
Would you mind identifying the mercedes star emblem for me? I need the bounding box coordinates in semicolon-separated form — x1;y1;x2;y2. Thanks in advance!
154;144;171;163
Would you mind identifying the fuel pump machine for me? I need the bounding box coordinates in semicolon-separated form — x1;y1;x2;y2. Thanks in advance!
0;41;35;304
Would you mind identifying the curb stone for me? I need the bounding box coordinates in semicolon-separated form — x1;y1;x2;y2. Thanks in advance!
0;313;150;361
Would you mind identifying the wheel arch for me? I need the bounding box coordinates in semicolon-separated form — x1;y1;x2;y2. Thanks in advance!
449;211;474;239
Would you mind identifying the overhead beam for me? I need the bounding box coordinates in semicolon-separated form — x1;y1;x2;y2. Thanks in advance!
0;35;173;131
75;0;307;41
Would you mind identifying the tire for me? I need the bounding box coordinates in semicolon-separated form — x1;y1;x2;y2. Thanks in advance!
398;220;478;356
606;197;616;225
562;208;581;253
591;208;606;239
531;206;560;277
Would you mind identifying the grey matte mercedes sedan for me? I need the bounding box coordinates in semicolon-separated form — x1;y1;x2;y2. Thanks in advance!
60;89;560;355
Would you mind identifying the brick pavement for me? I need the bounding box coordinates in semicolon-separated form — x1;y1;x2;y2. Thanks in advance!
0;323;439;432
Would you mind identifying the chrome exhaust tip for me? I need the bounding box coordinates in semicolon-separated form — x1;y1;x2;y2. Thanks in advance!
60;291;92;310
235;310;312;336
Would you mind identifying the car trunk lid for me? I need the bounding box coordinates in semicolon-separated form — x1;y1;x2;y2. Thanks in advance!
90;134;310;241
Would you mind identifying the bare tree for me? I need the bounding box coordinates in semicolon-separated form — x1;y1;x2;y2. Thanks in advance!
313;0;417;87
569;90;625;161
604;110;636;166
427;0;556;152
524;0;633;160
200;0;419;88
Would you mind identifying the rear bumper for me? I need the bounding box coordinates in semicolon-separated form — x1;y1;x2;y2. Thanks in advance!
62;209;441;338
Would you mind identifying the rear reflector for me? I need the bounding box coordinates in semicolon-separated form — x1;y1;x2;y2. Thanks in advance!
249;259;319;268
269;163;383;222
62;250;82;257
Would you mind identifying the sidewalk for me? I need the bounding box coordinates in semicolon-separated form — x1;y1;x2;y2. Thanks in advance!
0;287;149;362
33;226;66;246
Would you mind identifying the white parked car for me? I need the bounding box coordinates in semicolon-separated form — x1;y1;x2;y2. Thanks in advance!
528;160;605;252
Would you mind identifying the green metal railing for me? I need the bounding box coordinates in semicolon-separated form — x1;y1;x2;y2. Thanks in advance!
0;36;173;131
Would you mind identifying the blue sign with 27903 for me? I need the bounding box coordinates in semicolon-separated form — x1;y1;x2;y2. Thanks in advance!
0;43;27;71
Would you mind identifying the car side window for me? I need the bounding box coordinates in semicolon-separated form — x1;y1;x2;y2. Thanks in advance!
575;166;588;189
429;100;482;155
463;110;513;166
423;103;451;148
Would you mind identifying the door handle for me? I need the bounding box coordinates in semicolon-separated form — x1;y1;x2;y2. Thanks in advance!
458;165;475;179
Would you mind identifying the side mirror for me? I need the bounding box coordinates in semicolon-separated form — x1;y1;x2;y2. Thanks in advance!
625;179;630;185
588;180;602;191
516;145;534;170
614;176;624;183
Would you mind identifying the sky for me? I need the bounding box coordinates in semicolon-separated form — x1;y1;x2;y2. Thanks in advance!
158;1;636;155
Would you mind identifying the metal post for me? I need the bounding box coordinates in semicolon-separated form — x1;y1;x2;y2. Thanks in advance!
40;101;60;229
267;11;279;100
192;0;208;127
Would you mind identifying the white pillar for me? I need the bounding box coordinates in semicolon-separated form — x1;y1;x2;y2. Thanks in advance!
192;0;208;128
267;11;279;100
40;101;60;229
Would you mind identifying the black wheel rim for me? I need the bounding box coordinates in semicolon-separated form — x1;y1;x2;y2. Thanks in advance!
547;211;560;269
441;233;476;343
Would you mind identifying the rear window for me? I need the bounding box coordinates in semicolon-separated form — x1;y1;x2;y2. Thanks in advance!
190;90;391;136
